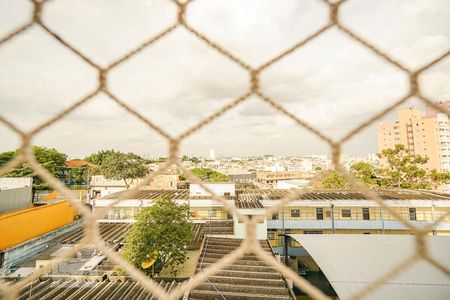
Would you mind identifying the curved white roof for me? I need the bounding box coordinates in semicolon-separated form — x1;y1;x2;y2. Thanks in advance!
289;234;450;300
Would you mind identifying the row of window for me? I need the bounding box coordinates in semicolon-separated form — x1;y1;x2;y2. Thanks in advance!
277;207;418;221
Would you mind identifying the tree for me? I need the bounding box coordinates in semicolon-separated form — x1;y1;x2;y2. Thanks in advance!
85;149;118;166
191;168;229;182
67;164;90;185
317;171;351;189
350;161;379;187
121;196;192;276
0;146;67;194
377;144;433;189
100;152;149;189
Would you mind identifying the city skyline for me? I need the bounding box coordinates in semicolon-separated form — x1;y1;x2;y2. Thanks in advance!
1;0;449;158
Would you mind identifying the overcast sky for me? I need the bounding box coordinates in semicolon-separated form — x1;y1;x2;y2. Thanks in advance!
0;0;449;159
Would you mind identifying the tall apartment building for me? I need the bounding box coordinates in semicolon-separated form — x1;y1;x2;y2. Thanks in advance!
377;104;450;172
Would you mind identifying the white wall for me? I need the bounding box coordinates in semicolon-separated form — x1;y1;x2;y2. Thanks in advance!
234;208;267;240
0;177;33;189
0;186;32;214
276;179;310;189
189;183;235;196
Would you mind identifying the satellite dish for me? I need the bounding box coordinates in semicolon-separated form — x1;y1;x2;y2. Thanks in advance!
141;250;158;269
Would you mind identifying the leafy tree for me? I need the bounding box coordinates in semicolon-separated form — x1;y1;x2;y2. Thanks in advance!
377;144;433;189
121;196;192;276
350;161;379;187
428;169;450;190
85;149;118;166
191;168;229;182
67;164;90;185
317;171;351;189
100;152;149;189
0;146;67;193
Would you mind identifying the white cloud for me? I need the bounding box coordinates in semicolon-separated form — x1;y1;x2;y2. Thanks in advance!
0;0;449;157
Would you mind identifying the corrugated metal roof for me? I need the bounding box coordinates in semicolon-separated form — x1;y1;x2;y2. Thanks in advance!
52;223;131;244
289;234;450;300
8;278;182;300
101;189;450;201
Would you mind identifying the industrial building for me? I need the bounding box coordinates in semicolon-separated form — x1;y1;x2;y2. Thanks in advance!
2;183;450;299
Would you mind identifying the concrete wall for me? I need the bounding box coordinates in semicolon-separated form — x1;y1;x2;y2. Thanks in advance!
234;208;267;240
0;178;32;189
0;186;32;214
189;183;235;197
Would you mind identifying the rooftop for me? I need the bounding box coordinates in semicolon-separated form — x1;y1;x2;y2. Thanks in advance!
101;189;450;201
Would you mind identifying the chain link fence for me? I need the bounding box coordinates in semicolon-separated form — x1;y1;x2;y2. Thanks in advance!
0;0;449;299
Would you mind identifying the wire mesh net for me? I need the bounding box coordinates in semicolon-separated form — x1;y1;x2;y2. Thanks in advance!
0;0;449;299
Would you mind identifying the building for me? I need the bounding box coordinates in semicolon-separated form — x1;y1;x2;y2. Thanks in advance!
90;170;179;198
209;149;216;160
256;171;307;187
425;101;450;118
377;106;450;172
93;186;450;237
0;177;33;214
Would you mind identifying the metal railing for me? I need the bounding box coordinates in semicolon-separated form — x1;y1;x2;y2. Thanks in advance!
197;223;227;300
0;1;449;300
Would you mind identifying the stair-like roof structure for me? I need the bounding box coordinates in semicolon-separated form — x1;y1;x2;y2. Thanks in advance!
189;236;294;300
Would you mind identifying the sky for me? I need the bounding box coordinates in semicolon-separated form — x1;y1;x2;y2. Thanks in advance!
0;0;449;159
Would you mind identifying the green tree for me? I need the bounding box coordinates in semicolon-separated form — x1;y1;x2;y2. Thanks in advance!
428;169;450;190
318;171;351;189
85;149;118;166
121;196;192;276
0;146;68;195
100;152;149;189
191;168;229;182
377;144;431;189
67;164;90;185
350;161;379;187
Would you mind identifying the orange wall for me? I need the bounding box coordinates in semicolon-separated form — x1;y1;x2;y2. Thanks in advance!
0;200;76;250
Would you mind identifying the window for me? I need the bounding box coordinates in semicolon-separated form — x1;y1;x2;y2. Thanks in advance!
316;208;323;220
362;207;370;220
272;213;279;220
291;209;300;218
409;208;417;221
342;209;351;218
304;230;323;234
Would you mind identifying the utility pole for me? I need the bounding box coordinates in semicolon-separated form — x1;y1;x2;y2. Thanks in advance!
432;201;437;236
331;204;335;234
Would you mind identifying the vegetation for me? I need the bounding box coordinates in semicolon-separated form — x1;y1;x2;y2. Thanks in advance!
0;146;67;194
318;172;351;189
67;164;91;185
190;168;229;182
318;144;450;190
85;149;119;166
179;168;229;182
121;196;192;276
100;152;149;189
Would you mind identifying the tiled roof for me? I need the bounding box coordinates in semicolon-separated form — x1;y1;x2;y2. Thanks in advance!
65;160;97;168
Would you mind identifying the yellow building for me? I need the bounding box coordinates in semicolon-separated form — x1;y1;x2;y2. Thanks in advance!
377;106;450;172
